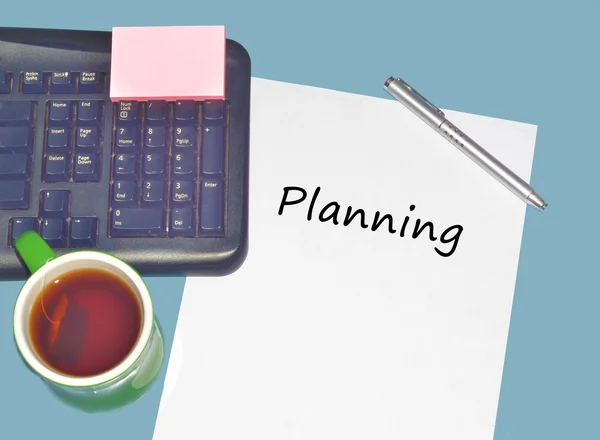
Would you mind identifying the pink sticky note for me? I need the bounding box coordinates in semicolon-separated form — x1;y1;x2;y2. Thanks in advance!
110;26;226;101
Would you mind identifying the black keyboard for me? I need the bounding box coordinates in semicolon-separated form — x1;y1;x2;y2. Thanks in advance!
0;27;251;279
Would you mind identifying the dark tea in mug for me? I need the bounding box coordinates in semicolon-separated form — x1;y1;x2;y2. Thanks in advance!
28;267;143;377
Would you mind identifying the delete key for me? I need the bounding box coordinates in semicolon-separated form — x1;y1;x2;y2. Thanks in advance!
109;26;226;101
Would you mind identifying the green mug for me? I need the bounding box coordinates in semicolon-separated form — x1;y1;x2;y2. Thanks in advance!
12;230;164;413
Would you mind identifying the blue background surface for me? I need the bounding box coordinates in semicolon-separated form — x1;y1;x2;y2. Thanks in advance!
1;1;598;439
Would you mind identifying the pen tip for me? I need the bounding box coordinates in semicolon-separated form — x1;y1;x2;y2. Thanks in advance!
384;77;395;88
527;192;547;211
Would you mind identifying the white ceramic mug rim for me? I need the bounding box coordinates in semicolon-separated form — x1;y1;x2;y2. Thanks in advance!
13;251;154;388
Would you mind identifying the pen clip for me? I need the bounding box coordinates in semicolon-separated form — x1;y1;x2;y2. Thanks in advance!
396;77;445;117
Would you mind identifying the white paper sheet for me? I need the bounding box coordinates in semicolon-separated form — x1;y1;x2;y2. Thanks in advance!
153;78;538;440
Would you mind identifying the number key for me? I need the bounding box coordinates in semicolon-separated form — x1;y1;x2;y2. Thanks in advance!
112;181;138;207
145;126;167;149
113;153;138;180
141;180;166;207
110;208;166;237
172;151;196;180
173;126;195;148
143;153;166;178
115;126;140;153
171;181;195;207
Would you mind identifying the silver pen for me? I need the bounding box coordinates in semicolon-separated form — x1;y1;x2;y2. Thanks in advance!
384;76;547;211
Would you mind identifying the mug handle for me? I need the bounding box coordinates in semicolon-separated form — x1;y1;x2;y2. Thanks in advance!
14;230;57;274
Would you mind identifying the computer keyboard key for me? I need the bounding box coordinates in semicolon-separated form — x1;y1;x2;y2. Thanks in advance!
117;101;139;122
174;100;196;122
145;126;167;149
43;154;70;182
48;101;72;126
70;217;98;247
173;126;195;148
200;180;224;234
0;101;34;125
0;71;11;94
110;208;166;237
50;72;76;94
172;151;196;180
0;154;30;180
0;181;30;209
171;181;195;206
0;127;33;154
169;208;195;237
9;217;39;245
114;154;139;180
201;126;225;175
79;72;103;94
143;153;166;178
141;180;166;207
115;126;140;152
21;71;47;94
41;190;70;218
40;218;68;247
76;126;100;152
77;101;102;124
46;127;70;153
146;101;168;122
73;153;100;181
112;181;138;207
203;100;225;122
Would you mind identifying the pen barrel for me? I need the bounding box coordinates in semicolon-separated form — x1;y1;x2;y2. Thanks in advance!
438;120;534;202
385;79;445;129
